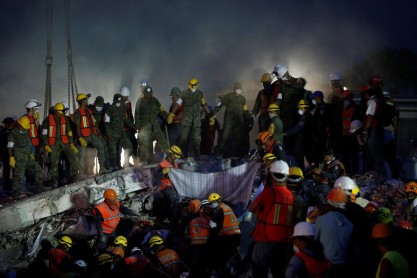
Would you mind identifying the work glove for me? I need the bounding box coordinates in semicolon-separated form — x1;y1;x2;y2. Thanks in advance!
45;145;53;153
209;116;215;126
162;167;171;175
79;137;87;147
30;154;35;160
9;157;16;168
167;113;175;124
243;104;248;111
70;143;79;154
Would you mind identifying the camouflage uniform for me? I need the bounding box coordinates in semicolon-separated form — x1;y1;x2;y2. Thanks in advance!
90;102;110;169
134;94;169;164
105;100;135;168
73;107;107;174
268;115;284;144
41;113;79;186
7;127;43;196
178;89;208;157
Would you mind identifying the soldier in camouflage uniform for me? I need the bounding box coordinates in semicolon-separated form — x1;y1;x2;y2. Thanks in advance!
73;93;109;175
42;103;80;187
8;116;45;199
267;103;284;144
134;86;169;164
105;93;135;170
213;82;250;158
178;78;213;158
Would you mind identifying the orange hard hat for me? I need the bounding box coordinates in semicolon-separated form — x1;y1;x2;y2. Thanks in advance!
258;131;273;144
104;189;117;201
326;187;348;208
398;220;413;230
112;247;125;258
371;223;393;239
188;199;202;214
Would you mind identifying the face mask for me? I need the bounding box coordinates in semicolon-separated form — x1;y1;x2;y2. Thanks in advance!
311;99;317;105
19;129;27;134
211;202;219;208
115;103;121;107
34;112;40;119
235;89;242;95
191;88;197;93
343;100;350;108
293;244;300;253
96;106;103;112
269;113;276;119
298;109;304;115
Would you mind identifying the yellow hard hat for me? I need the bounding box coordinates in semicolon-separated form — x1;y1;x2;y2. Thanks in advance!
59;235;73;248
76;93;90;102
17;116;30;130
188;78;199;90
149;236;164;248
54;102;65;114
113;235;128;247
288;167;304;183
297;99;310;108
267;103;280;112
208;192;221;203
262;153;277;167
168;145;183;158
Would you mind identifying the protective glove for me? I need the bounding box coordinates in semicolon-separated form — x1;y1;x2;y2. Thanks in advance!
30;154;35;160
162;167;171;175
209;220;217;228
9;157;16;168
167;113;175;124
209;116;215;126
243;104;248;111
70;143;79;154
79;137;87;147
45;145;53;153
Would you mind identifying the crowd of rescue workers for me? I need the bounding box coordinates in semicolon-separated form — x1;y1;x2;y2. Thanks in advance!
1;64;417;278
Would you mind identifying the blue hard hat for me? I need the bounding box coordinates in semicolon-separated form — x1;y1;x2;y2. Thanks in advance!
311;91;324;98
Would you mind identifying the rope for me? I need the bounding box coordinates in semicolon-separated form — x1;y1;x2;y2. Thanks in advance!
44;0;53;119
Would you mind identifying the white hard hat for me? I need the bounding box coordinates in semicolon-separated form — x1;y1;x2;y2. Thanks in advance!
273;64;283;73
334;176;357;191
73;259;87;270
269;160;289;182
120;86;130;97
25;99;42;109
139;79;149;88
277;66;288;80
131;247;143;255
291;221;315;237
330;72;342;81
349;120;364;133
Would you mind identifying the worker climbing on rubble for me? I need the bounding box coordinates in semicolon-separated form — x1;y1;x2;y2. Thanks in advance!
256;130;286;162
73;93;109;175
93;188;139;251
178;78;214;158
41;103;80;187
287;166;308;223
208;192;241;275
252;73;277;133
134;85;169;165
311;148;346;186
266;103;283;144
404;181;417;229
248;160;294;278
148;235;183;277
166;86;183;147
105;93;135;170
8;115;47;199
48;235;73;277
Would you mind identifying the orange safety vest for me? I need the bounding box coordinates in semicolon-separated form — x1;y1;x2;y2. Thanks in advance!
295;251;332;278
48;114;70;145
190;215;211;245
78;108;97;137
259;86;279;115
124;101;134;130
27;114;40;147
159;159;179;190
219;203;241;236
173;104;183;124
125;254;151;276
342;106;355;136
156;248;181;276
95;201;121;235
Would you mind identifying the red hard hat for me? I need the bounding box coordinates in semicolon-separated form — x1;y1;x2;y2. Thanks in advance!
372;223;393;239
398;220;413;230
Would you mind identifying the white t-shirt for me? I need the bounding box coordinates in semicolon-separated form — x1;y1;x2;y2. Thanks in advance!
366;97;376;116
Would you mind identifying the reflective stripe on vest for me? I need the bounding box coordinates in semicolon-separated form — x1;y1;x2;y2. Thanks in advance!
190;215;210;245
342;106;355;136
27;114;40;147
156;249;180;273
78;108;97;137
295;251;332;278
173;104;183;124
219;203;241;236
96;202;121;234
48;114;69;145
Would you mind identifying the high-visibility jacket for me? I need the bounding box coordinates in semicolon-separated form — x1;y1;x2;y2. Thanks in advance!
125;254;151;276
159;159;179;190
219;203;241;236
295;251;332;278
48;114;70;145
27;114;40;147
95;201;121;235
190;215;211;245
342;106;355;136
156;248;181;276
173;104;183;124
77;108;97;137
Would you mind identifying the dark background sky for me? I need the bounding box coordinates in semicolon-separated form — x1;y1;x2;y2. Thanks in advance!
1;0;417;120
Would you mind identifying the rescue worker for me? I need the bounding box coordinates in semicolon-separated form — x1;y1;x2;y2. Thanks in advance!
73;93;109;175
372;223;409;278
120;86;138;162
134;85;169;165
248;160;294;278
124;247;154;277
178;78;214;158
48;235;73;277
23;99;42;158
252;73;277;133
404;181;417;229
93;188;139;251
42;103;80;187
200;105;221;156
315;187;353;276
285;222;331;278
256;131;286;162
208;192;241;274
148;235;182;278
311;148;346;186
155;145;183;228
267;103;283;144
105;93;135;169
106;235;128;254
310;91;329;165
287;166;308;223
326;72;344;158
166;87;183;147
213;82;250;158
341;90;361;175
0;117;15;192
283;99;313;172
8;115;46;198
259;153;277;183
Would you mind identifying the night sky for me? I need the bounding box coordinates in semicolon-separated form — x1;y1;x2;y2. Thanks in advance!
1;0;416;120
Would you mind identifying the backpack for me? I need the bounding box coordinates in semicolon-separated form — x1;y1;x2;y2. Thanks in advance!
375;98;395;127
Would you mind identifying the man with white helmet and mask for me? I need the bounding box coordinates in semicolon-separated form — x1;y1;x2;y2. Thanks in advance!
119;86;138;163
24;99;42;159
248;160;294;277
